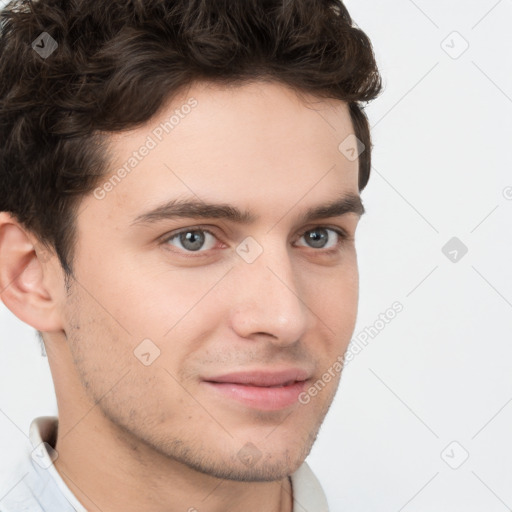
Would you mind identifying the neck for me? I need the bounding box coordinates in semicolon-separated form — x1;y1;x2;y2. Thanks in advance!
53;410;294;512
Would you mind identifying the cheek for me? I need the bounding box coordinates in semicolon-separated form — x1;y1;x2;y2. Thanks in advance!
303;255;359;336
68;248;235;387
66;297;194;423
94;258;231;342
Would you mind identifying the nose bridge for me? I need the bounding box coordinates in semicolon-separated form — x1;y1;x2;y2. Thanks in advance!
229;238;309;343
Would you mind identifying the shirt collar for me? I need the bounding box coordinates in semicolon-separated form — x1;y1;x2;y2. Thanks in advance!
28;416;87;511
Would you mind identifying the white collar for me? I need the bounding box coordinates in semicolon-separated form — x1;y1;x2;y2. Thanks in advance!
28;416;88;511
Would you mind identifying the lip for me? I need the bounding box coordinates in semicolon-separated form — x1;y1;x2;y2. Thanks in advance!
204;368;311;387
202;368;312;411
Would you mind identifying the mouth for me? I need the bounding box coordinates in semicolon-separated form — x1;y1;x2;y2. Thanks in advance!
231;380;297;388
202;368;311;411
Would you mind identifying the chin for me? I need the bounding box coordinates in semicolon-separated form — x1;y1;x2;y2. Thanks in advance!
207;455;300;483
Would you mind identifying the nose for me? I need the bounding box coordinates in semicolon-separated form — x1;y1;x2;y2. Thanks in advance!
228;242;310;346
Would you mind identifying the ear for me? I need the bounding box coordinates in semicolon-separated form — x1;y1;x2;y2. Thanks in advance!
0;212;64;332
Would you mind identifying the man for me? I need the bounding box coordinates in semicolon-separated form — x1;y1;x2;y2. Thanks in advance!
0;0;381;510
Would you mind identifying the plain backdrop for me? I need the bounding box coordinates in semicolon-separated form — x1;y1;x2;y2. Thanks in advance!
1;1;512;510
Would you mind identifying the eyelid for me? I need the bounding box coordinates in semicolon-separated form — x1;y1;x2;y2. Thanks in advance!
160;224;350;255
295;224;350;239
293;226;350;252
160;225;223;255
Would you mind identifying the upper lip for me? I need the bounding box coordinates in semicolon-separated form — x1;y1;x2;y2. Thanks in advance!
203;368;312;387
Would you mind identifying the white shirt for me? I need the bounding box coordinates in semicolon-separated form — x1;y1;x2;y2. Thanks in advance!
0;416;330;511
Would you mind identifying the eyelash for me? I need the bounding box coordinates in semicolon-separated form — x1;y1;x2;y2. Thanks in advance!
160;225;350;257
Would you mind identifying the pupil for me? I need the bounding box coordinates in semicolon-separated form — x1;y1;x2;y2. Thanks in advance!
177;229;329;251
181;231;205;251
307;229;327;248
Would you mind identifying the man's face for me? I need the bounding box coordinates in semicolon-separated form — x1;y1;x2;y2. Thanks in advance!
61;80;361;481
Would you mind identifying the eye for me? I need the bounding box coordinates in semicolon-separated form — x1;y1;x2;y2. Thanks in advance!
163;228;218;253
295;227;347;251
160;225;349;256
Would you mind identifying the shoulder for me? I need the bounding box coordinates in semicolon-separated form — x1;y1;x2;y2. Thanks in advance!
0;416;60;512
0;487;45;512
0;461;45;512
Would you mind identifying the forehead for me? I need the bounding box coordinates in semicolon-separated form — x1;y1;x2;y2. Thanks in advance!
87;80;359;228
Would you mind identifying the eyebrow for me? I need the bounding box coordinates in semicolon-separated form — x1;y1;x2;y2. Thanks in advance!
130;192;365;227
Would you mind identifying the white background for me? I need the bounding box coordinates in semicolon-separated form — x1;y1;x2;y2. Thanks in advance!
1;1;512;511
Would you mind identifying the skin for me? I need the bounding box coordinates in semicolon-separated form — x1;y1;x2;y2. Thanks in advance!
0;80;362;512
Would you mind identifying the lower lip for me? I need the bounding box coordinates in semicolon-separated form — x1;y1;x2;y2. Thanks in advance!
203;380;308;411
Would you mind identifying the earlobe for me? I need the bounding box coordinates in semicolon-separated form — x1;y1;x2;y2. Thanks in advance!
0;213;63;332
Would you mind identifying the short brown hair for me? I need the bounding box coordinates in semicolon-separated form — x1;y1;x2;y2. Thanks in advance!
0;0;381;277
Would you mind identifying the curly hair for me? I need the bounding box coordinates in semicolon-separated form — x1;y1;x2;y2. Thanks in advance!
0;0;382;277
